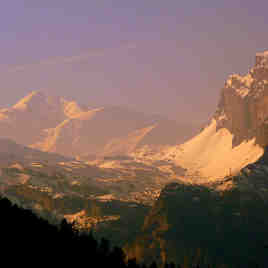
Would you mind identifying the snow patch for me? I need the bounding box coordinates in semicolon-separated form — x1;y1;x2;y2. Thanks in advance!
236;88;249;98
165;120;264;179
13;91;42;110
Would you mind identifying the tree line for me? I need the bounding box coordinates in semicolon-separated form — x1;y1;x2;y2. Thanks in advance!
0;196;264;267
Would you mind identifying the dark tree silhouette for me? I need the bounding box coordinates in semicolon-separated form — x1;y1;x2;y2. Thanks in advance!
0;196;264;268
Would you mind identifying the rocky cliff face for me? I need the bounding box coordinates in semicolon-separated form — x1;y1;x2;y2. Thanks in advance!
215;51;268;147
152;51;268;179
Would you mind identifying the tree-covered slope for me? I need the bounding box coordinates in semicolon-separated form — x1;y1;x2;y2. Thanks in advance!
127;149;268;267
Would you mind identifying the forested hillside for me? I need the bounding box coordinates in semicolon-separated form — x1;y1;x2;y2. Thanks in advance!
1;196;266;267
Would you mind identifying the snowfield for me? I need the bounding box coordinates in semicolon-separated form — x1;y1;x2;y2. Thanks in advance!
164;119;264;180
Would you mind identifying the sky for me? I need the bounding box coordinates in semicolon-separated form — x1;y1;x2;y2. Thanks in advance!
1;0;268;124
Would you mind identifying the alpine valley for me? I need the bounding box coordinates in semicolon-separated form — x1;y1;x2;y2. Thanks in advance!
2;51;268;266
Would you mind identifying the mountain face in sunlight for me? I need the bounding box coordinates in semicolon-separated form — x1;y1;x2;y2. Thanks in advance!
0;91;84;145
2;51;268;267
145;51;268;179
0;91;197;160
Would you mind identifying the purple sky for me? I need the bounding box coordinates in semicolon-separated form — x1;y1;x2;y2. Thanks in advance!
1;0;268;123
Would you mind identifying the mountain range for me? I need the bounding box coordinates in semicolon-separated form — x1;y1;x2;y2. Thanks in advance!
0;91;198;160
4;51;268;180
1;50;268;266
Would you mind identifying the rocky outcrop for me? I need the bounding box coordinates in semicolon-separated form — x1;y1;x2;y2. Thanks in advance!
215;51;268;147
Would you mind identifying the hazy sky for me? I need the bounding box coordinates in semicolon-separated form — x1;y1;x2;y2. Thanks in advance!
1;0;268;123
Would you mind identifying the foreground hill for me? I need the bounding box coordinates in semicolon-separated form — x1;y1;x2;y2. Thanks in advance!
0;91;198;159
2;195;255;267
0;196;131;267
127;148;268;267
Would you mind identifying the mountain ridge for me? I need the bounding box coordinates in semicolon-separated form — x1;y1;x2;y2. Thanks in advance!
0;91;198;159
140;50;268;179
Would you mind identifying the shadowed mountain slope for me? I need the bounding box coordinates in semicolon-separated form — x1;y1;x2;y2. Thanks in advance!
127;147;268;267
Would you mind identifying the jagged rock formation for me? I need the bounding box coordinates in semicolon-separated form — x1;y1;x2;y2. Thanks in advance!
0;91;197;159
216;51;268;147
156;51;268;179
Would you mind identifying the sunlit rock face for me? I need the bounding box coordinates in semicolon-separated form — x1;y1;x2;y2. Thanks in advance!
216;51;268;147
160;51;268;179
